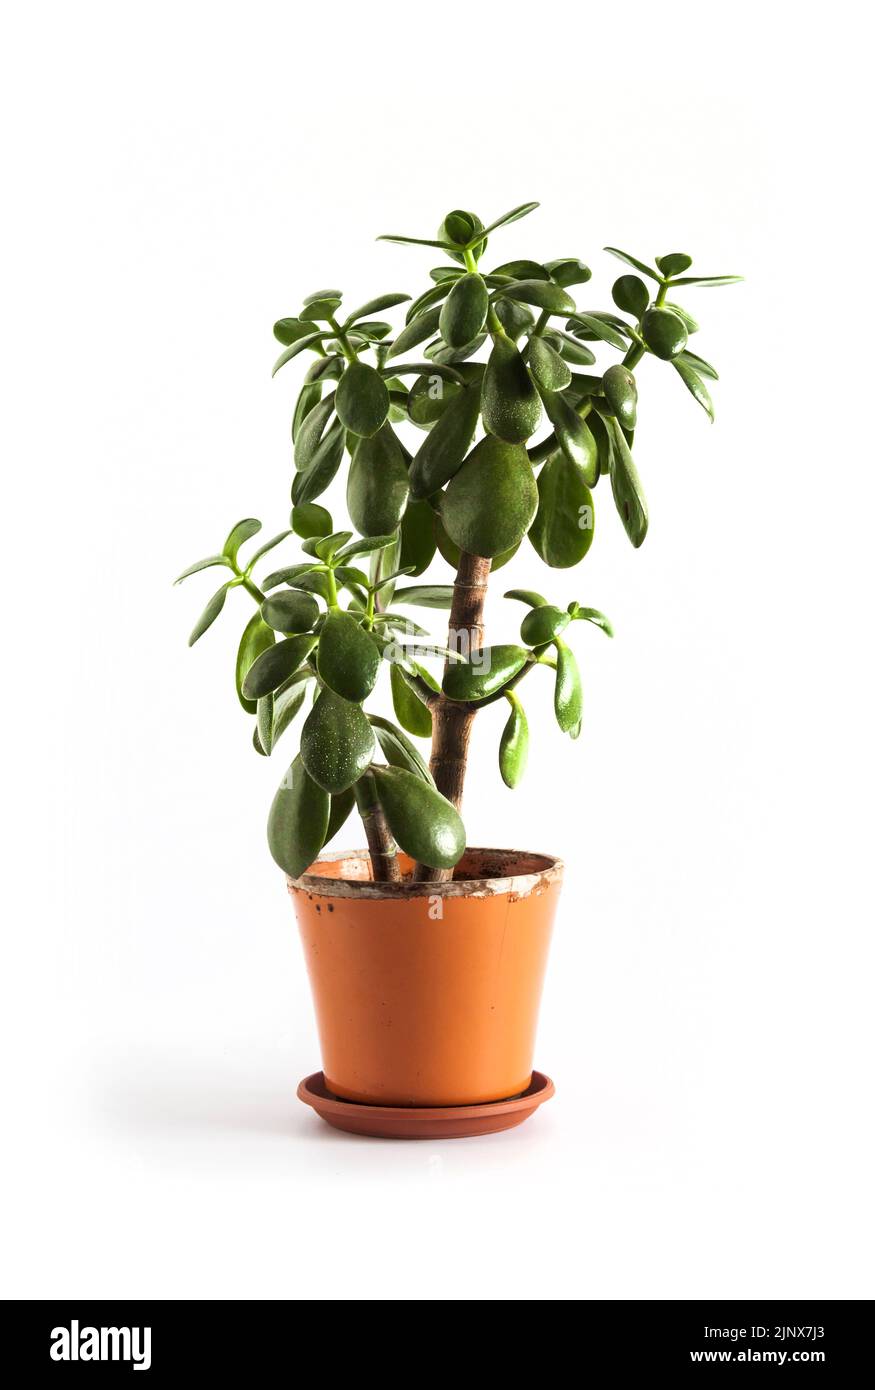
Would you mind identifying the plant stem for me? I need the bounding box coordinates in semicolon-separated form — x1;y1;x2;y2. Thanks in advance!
354;773;401;882
414;550;491;881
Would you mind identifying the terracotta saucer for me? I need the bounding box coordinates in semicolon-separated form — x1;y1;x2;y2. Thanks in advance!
297;1070;555;1140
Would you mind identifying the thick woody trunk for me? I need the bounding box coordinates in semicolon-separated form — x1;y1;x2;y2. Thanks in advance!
354;774;402;882
414;550;491;882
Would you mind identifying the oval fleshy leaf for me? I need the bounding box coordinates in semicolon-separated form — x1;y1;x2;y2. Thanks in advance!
189;582;232;646
236;613;275;713
300;690;376;794
335;362;390;438
241;634;317;701
371;766;465;869
267;755;330;878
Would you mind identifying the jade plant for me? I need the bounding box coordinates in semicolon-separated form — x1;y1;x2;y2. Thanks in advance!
177;202;739;884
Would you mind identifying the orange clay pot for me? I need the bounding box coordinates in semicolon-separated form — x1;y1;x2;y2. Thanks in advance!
286;848;563;1107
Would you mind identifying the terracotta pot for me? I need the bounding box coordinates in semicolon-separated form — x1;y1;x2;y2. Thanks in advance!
287;847;563;1107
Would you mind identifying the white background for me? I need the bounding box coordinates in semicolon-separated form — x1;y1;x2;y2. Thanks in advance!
2;1;872;1301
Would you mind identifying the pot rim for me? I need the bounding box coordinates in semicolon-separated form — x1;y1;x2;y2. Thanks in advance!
286;846;564;901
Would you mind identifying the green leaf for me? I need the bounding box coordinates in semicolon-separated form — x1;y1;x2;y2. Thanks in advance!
520;604;571;646
544;258;592;287
271;677;310;749
223;518;261;563
245;531;292;573
493;297;535;341
370;713;435;782
377;234;458;250
442;644;530;702
482;336;541;443
299;296;342;323
497;279;575;314
554;643;583;736
385;305;442;360
406;281;454;322
478;201;540;238
371;766;465;869
499;697;529;788
368;531;402;608
334;361;390;438
267;755;330;878
272;332;329;376
292;381;321;443
303;288;342;304
347;424;410;536
602;364;638;431
528;452;595;568
241;634;317;700
568;313;627;350
391;584;455;609
527;336;572;392
390;661;432;738
607;419;648;548
426;335;488;366
400;497;437;576
291;503;333;539
439;272;489;349
544;329;597;367
374;613;430;638
262;562;319;589
585;409;612;481
612;274;650;317
325;787;356;845
343;292;411;327
409;380;481;498
188;582;232;646
236;614;275;713
292;419;345;505
677;349;718;380
274;317;314;346
504;588;549;608
257;692;275;755
642;307;688;360
656;253;693;277
174;554;231;584
349;320;392;342
490;258;550;281
318;611;381;702
433;516;520;573
538;387;598;483
294;391;336;472
287;570;334;603
260;590;320;633
569;604;614;637
664;303;700;336
300;690;376;794
304;353;345;383
334;564;371;593
379;361;465;384
334;533;396;562
441;436;538;559
666;275;743;287
603;247;661;282
313;530;353;562
672;358;714;421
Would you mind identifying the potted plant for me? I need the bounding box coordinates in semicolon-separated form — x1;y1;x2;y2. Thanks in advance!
177;202;739;1137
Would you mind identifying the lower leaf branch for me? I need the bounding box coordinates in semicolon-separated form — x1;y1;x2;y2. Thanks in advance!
414;550;491;882
354;773;401;882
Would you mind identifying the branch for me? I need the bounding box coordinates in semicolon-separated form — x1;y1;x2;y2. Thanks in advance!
353;773;401;882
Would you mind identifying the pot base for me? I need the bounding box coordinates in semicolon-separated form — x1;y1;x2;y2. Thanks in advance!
297;1070;554;1140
